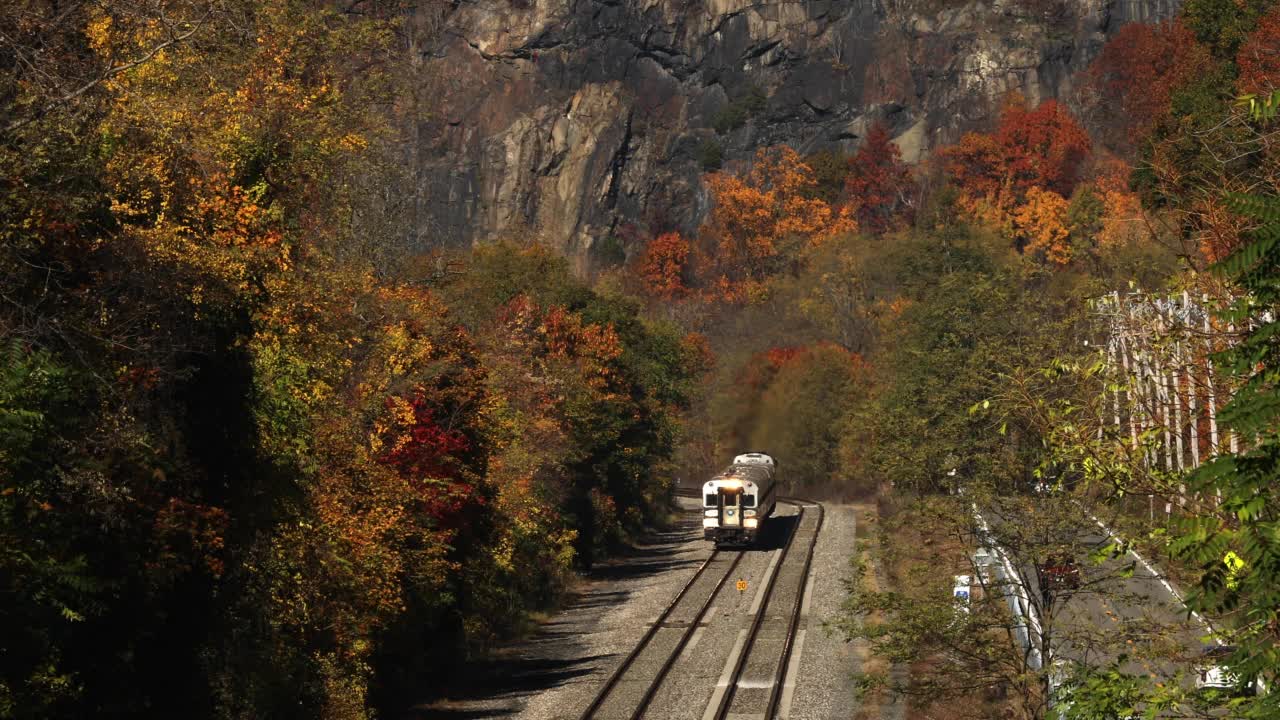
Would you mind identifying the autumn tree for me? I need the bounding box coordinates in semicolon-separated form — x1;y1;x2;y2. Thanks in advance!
1085;19;1211;148
1013;186;1073;265
1236;5;1280;95
999;98;1091;198
440;242;702;561
843;122;915;234
1127;0;1280;264
939;97;1090;265
942;97;1090;206
1090;161;1146;250
637;231;692;300
3;2;689;718
2;0;418;711
698;146;855;302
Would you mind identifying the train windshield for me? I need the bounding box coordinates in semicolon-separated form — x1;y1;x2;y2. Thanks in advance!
743;494;756;508
704;493;716;507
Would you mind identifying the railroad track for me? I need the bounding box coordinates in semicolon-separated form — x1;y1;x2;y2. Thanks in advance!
672;486;702;500
580;547;746;720
709;498;824;720
580;498;823;720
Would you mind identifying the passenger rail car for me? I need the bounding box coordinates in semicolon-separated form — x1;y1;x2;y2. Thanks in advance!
702;452;777;546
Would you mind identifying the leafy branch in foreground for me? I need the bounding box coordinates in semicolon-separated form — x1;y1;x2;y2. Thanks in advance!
1170;188;1280;718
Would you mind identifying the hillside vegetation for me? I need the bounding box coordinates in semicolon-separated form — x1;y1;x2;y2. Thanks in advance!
1;2;702;715
3;0;1279;718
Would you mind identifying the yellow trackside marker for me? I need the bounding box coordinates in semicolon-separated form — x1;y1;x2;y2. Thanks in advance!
736;579;748;594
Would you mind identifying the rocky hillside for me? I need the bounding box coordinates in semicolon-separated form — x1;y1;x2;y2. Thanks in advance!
411;0;1179;267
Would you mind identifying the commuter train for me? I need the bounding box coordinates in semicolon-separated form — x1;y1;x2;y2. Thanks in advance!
702;452;778;546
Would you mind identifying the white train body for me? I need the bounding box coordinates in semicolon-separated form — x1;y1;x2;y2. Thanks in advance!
702;452;778;546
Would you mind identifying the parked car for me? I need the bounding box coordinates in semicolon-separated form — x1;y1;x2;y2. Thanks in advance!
1195;645;1259;696
1039;554;1081;591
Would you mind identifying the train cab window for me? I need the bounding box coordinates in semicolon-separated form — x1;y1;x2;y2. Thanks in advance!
704;493;717;507
743;494;756;508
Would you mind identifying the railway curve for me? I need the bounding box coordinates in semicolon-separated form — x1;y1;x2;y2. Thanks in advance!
581;497;824;720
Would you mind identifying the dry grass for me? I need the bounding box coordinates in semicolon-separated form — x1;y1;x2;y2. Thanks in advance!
850;501;891;720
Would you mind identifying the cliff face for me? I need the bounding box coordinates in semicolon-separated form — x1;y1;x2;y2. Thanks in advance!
411;0;1178;268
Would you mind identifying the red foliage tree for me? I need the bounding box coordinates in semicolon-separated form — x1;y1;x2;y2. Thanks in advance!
764;346;804;370
843;122;914;234
940;96;1091;207
1086;19;1210;145
995;99;1091;198
1237;6;1280;95
376;388;482;533
380;392;472;481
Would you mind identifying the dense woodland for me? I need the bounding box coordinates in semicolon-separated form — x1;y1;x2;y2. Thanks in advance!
2;0;1279;718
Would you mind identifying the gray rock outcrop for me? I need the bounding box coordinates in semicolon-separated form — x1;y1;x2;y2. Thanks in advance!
407;0;1180;270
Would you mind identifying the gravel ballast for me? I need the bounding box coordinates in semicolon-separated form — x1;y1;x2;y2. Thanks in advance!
783;503;863;720
411;500;862;720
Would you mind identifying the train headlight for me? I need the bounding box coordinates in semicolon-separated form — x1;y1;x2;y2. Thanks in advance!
744;518;758;528
704;509;718;517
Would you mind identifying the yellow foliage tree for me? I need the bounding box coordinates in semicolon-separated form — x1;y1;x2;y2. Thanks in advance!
1013;187;1072;266
1095;161;1151;249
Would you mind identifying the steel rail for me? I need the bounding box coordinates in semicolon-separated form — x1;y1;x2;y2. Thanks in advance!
710;498;815;720
579;544;744;720
627;551;745;720
763;499;824;719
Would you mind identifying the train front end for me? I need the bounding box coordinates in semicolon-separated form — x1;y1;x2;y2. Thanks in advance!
702;477;762;546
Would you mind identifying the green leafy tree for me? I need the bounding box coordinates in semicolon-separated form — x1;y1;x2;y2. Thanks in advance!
1181;0;1273;59
748;343;864;490
860;229;1075;494
1169;189;1280;718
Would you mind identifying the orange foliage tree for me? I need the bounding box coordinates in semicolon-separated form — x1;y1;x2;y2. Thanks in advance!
1093;158;1151;250
637;231;692;300
940;96;1090;264
699;146;855;302
1013;186;1073;265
